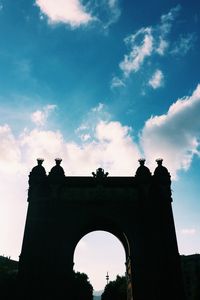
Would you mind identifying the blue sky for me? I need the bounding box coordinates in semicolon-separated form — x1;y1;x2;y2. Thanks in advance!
0;0;200;292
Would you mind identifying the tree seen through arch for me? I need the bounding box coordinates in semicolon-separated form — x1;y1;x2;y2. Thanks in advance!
73;230;126;295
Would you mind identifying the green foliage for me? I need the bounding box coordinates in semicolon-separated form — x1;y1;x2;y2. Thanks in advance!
0;256;18;299
0;256;93;300
101;275;127;300
73;271;93;300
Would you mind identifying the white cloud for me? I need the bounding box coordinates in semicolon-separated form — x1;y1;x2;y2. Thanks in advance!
2;84;200;180
154;5;181;55
180;228;197;235
87;0;121;29
31;104;57;126
171;33;197;56
0;119;141;260
77;102;154;175
2;85;200;259
156;38;168;55
65;121;141;175
156;5;195;58
20;129;65;164
160;4;181;35
92;103;104;113
35;0;93;27
148;69;164;89
111;76;125;88
76;102;111;140
115;5;183;83
108;0;118;8
119;27;154;77
0;125;21;174
141;84;200;178
80;133;91;142
105;0;121;28
157;6;196;58
35;0;121;29
0;119;141;180
31;110;45;126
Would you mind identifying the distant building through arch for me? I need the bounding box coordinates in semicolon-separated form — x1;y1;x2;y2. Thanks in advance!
18;158;186;300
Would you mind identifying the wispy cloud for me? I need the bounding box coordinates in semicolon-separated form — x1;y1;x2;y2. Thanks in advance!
148;69;164;89
154;5;181;55
31;104;57;126
75;102;115;145
180;228;197;235
92;103;105;113
111;76;125;88
119;27;153;77
76;102;110;138
156;38;168;55
159;4;181;35
86;0;121;29
79;133;91;142
171;33;197;56
104;0;121;28
112;5;195;89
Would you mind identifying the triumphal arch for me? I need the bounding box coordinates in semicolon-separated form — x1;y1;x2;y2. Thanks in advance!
18;158;185;300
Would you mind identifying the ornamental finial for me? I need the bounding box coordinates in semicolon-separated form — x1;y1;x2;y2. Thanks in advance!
106;272;109;285
155;158;163;165
37;158;44;165
92;168;109;179
138;158;146;165
55;158;62;165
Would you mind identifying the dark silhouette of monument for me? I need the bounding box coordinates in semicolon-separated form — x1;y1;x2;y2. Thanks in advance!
18;158;185;300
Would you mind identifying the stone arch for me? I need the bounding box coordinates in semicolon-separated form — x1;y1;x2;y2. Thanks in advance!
18;162;186;300
72;221;131;261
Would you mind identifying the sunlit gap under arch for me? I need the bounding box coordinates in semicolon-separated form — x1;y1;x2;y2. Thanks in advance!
73;230;126;294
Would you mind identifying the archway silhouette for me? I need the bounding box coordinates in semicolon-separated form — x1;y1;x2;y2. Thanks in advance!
18;161;186;300
73;230;126;292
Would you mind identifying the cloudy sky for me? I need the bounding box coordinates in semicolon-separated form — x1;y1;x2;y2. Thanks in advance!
0;0;200;292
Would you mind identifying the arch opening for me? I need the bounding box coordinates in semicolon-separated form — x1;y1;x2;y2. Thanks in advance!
73;230;127;295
